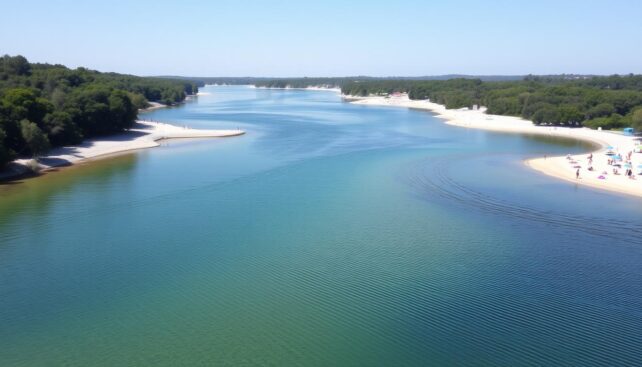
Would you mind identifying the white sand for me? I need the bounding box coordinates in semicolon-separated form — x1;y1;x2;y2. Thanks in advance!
5;121;244;178
304;86;341;92
140;101;166;112
347;94;642;198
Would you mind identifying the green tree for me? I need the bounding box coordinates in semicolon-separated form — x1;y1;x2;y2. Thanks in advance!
0;128;12;168
0;54;195;169
1;88;53;126
585;103;615;119
532;106;560;125
19;119;50;157
43;111;83;146
630;109;642;130
558;105;583;126
108;90;137;131
0;55;31;76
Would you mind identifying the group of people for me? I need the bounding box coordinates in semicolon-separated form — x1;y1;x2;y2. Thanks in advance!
568;150;638;180
605;151;636;179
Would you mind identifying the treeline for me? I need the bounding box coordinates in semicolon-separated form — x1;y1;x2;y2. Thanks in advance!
161;76;274;86
341;76;642;131
255;78;370;89
165;75;524;89
252;75;525;89
0;55;198;169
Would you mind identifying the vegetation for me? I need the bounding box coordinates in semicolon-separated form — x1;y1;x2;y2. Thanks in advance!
340;75;642;130
174;74;642;132
0;55;198;168
168;75;524;90
251;75;524;89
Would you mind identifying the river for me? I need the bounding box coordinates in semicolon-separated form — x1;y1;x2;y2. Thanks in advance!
1;85;641;366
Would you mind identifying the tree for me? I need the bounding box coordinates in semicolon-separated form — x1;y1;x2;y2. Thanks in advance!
557;105;583;126
126;92;148;110
585;103;615;119
108;90;137;131
1;88;53;126
0;54;192;168
0;55;31;76
532;106;560;125
0;128;12;168
583;114;627;130
630;109;642;130
43;111;83;146
19;119;50;157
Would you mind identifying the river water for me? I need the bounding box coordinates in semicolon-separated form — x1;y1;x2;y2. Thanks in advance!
1;86;641;366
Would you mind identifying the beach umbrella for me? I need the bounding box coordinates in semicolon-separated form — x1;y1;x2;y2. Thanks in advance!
624;163;632;168
606;146;614;150
614;155;622;161
637;164;642;169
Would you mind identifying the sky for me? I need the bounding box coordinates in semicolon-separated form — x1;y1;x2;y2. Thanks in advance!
2;0;641;77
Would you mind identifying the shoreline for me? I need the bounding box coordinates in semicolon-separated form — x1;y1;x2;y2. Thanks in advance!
139;101;166;112
2;121;244;181
346;94;642;199
139;93;199;112
251;85;341;92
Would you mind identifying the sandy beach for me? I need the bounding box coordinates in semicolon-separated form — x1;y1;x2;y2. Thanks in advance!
139;101;166;112
347;94;642;198
3;121;244;179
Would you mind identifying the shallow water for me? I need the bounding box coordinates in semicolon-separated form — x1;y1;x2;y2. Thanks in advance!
1;86;641;366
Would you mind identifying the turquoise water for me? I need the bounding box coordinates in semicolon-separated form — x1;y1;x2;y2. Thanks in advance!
1;86;642;366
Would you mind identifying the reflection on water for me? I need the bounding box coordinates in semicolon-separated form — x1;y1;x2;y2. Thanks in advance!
521;132;600;151
0;154;138;218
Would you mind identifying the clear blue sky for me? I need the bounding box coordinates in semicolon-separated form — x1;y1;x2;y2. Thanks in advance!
3;0;641;77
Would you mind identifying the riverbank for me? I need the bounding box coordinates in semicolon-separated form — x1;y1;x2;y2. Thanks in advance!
346;94;642;198
252;85;341;92
140;92;201;112
140;101;166;112
2;121;244;180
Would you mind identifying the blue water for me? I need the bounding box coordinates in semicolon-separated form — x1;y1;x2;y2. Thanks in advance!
1;86;641;366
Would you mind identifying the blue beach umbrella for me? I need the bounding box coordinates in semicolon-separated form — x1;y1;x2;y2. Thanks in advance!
606;146;614;150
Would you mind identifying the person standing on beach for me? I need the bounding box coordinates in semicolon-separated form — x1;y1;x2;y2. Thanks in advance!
576;168;580;179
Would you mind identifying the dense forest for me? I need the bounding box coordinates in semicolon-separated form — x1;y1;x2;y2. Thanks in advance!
251;75;524;89
160;76;272;87
0;55;198;169
340;76;642;131
165;75;525;89
175;74;642;132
